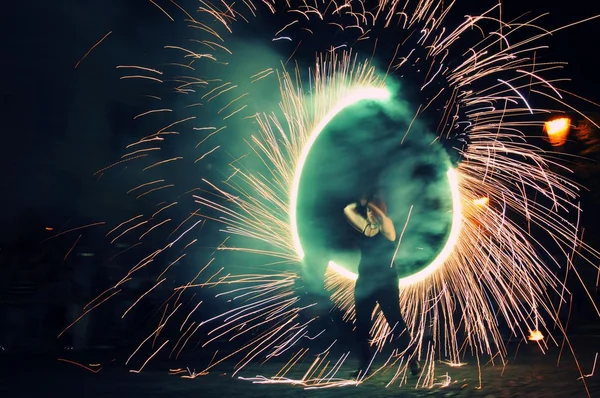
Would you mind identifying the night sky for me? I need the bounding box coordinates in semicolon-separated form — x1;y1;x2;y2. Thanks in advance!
1;0;600;241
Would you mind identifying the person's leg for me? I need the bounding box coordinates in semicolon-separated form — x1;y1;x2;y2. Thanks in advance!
353;278;377;371
376;282;411;352
376;282;421;375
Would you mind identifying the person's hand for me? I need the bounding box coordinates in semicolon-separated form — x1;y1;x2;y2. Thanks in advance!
368;203;386;222
367;202;382;213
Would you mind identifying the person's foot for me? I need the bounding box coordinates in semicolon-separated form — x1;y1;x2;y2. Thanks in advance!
350;360;372;379
350;366;371;379
409;359;422;376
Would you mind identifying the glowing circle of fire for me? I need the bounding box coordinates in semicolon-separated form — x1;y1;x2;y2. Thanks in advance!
289;87;463;287
289;86;392;260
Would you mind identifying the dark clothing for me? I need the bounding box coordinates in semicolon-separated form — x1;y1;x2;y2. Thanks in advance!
354;278;411;365
356;232;397;293
354;231;411;366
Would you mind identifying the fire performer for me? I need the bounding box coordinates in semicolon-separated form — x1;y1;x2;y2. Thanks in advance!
344;195;421;378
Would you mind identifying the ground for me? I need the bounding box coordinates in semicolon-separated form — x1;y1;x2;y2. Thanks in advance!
1;336;598;398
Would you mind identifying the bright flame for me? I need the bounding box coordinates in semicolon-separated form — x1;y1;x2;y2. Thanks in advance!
528;330;544;341
544;117;571;146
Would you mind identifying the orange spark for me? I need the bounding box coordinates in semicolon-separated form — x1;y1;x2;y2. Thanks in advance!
195;126;225;148
136;184;175;199
57;358;106;373
134;109;172;119
107;215;144;237
110;220;149;244
122;278;166;318
93;154;148;175
140;218;172;241
58;290;121;338
127;180;165;194
62;234;82;264
194;146;220;163
143;157;183;171
116;65;163;75
153;202;178;218
120;75;164;83
157;253;186;280
75;31;112;69
149;0;174;21
473;197;489;206
130;340;170;373
42;222;105;242
122;147;161;159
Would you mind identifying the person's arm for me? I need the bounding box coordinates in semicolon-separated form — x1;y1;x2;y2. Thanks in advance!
368;203;396;241
344;203;378;237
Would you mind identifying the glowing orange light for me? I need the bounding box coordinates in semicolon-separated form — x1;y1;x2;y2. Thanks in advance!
544;117;571;146
45;227;54;231
527;330;544;341
473;197;489;207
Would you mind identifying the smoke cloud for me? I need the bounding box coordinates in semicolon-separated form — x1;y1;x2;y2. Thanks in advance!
297;82;454;280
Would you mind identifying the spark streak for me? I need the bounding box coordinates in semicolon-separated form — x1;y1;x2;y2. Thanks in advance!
75;31;112;69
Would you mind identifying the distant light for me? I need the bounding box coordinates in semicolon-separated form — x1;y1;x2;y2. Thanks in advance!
78;252;96;257
45;227;54;231
544;117;571;147
527;329;544;341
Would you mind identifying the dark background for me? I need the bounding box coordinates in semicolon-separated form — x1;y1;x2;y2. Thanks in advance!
1;0;600;358
1;0;599;231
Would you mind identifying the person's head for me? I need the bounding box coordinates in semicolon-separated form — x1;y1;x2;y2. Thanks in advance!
369;196;387;214
366;196;387;225
358;193;371;207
